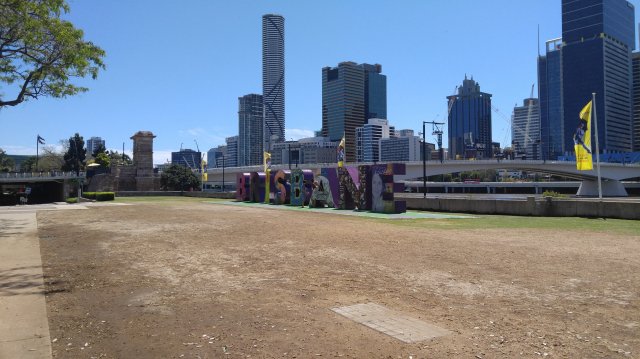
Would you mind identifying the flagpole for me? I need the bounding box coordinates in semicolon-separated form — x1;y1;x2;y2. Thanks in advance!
592;93;602;199
36;135;39;171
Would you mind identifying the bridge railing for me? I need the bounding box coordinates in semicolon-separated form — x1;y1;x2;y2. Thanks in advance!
0;171;85;179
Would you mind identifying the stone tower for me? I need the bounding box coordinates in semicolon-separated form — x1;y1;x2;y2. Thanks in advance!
131;131;156;191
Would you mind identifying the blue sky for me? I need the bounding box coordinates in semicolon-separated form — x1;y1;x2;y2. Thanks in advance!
1;1;637;164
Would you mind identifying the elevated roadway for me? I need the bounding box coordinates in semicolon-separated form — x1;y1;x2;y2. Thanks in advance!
206;160;640;196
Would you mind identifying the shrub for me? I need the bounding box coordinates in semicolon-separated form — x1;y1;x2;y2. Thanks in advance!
95;192;115;201
542;190;567;198
66;197;78;204
83;192;97;199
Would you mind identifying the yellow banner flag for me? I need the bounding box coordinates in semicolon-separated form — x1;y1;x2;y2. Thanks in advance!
263;151;271;172
574;101;593;170
337;135;345;167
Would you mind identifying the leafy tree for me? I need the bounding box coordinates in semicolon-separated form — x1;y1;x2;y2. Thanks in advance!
20;156;37;171
38;145;63;171
107;150;132;166
62;133;85;174
160;164;201;191
0;0;106;108
94;151;110;167
0;148;15;172
91;143;106;157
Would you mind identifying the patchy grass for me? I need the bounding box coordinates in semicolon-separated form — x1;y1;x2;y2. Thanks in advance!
114;196;227;204
386;213;640;236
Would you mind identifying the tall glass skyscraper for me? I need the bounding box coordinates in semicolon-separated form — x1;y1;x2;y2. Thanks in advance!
447;76;492;159
262;14;285;151
561;0;635;153
538;38;564;159
632;52;640;151
238;94;264;166
321;62;387;162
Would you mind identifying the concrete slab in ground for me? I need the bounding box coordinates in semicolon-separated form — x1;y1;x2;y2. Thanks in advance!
217;201;473;219
0;211;52;359
332;303;450;343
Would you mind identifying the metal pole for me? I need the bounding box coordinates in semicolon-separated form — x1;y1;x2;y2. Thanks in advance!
288;142;291;170
222;156;225;192
423;121;426;198
592;92;602;199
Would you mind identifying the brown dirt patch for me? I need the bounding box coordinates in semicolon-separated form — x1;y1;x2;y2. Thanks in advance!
39;200;640;358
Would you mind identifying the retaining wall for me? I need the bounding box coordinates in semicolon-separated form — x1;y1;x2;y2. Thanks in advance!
403;196;640;220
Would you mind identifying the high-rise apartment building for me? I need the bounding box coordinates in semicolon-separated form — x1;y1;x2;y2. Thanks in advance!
321;62;387;162
238;94;264;166
511;98;541;159
356;118;393;162
225;136;238;167
87;136;106;156
561;0;635;153
538;38;565;159
447;76;492;159
262;14;285;151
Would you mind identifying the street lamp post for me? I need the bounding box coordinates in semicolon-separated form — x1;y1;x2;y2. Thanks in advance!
422;121;427;198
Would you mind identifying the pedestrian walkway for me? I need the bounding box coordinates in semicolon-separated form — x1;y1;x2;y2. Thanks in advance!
0;210;52;359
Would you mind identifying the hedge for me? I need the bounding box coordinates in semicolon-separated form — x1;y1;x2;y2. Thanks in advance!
82;192;115;201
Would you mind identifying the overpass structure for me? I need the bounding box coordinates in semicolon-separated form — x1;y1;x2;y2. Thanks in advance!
206;160;640;196
0;172;84;203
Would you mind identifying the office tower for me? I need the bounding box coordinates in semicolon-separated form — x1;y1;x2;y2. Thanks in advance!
398;129;414;138
207;148;219;169
87;136;106;156
561;0;635;154
379;135;423;162
322;62;387;162
633;51;640;151
225;136;238;167
238;94;264;166
538;38;564;159
447;76;492;159
362;63;387;120
171;149;201;169
262;14;285;151
355;118;393;162
511;98;541;159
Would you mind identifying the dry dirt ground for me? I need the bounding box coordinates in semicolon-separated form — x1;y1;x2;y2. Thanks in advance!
38;199;640;358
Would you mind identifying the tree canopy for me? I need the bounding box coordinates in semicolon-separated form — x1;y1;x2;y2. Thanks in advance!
62;132;85;174
0;0;106;108
160;164;201;191
0;148;14;172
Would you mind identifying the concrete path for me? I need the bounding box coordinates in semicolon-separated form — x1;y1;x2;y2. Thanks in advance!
0;210;52;359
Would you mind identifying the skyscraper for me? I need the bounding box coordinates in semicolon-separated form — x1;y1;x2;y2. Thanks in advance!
511;98;541;159
632;51;640;151
355;118;393;162
447;76;492;159
561;0;635;154
262;14;285;151
321;62;387;162
87;136;106;156
225;135;238;168
538;38;564;159
238;94;264;166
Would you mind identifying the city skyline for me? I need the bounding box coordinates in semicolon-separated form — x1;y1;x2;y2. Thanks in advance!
2;1;637;164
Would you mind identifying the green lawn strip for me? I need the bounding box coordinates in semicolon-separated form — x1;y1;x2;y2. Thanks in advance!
388;214;640;236
114;196;223;204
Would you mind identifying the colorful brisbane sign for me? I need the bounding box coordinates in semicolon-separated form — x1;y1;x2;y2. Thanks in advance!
235;163;407;214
